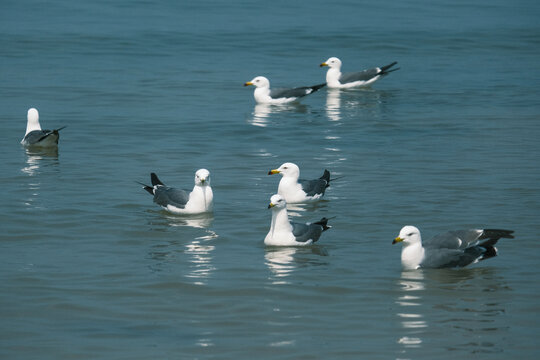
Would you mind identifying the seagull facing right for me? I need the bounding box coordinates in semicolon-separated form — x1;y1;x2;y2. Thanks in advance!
320;57;399;89
393;225;514;270
244;76;326;104
265;194;331;246
21;108;66;147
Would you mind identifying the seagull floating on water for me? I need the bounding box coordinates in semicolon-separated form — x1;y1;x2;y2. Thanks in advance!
393;225;514;270
21;108;66;147
139;169;213;215
244;76;326;104
320;57;399;89
268;162;331;203
265;194;331;246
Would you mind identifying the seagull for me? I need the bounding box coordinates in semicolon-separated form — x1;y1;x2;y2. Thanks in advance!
21;108;66;147
244;76;326;104
268;162;331;203
393;225;514;270
265;194;331;246
320;57;399;89
139;169;213;215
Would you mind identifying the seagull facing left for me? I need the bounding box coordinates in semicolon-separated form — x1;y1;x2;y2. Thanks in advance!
265;194;331;246
139;169;213;215
320;57;399;89
244;76;326;104
393;225;514;270
268;162;331;203
21;108;66;147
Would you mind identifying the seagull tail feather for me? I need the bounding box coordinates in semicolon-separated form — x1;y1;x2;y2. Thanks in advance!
150;173;165;187
314;217;332;232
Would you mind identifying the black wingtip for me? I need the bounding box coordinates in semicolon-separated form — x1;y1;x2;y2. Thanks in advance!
136;181;154;195
482;229;515;240
379;62;399;76
311;83;327;92
150;173;165;187
320;169;331;188
315;217;332;232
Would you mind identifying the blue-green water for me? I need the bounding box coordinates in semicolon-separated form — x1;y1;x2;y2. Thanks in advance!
1;1;539;359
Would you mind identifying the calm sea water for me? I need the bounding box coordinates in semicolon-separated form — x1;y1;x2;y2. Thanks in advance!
1;0;540;359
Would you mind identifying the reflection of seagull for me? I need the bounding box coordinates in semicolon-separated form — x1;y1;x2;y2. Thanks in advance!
21;108;66;147
244;76;325;104
393;225;514;269
320;57;399;89
139;169;213;215
268;162;331;203
325;89;341;121
265;194;331;246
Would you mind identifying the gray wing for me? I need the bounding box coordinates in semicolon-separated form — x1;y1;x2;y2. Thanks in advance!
420;229;513;268
270;83;325;99
22;129;58;145
153;186;190;209
291;221;323;243
299;178;328;197
339;68;381;84
424;229;483;250
270;87;311;99
421;247;486;268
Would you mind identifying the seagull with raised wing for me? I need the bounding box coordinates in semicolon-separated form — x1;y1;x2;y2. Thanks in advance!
393;225;514;270
320;57;399;89
265;194;331;246
139;169;213;215
21;108;66;147
244;76;325;104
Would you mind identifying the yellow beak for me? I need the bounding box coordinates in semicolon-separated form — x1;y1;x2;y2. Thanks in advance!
268;169;280;175
268;202;275;209
320;62;328;67
392;236;403;245
244;81;253;86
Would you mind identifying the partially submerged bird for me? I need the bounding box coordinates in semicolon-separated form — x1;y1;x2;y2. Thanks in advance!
393;225;514;270
21;108;66;147
320;57;399;89
268;162;331;203
265;194;331;246
244;76;326;104
140;169;213;215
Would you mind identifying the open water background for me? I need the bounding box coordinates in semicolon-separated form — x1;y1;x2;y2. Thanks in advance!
1;0;539;359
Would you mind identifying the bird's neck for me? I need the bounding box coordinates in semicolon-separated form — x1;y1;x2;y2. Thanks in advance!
401;242;425;270
254;87;271;102
190;184;213;211
25;120;41;136
326;68;342;87
270;207;292;234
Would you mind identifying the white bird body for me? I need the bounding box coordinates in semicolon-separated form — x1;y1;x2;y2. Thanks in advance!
265;194;330;246
21;108;66;147
320;57;399;89
141;169;213;215
393;225;514;270
269;162;330;203
245;76;325;104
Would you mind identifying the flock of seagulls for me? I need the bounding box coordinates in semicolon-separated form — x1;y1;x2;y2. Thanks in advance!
20;56;514;270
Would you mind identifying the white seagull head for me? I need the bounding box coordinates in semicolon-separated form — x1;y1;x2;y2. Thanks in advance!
268;162;300;179
244;76;270;89
194;168;211;186
393;225;422;246
268;194;287;210
320;57;342;70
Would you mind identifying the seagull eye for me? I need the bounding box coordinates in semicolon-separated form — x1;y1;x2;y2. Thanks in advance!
407;233;413;237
